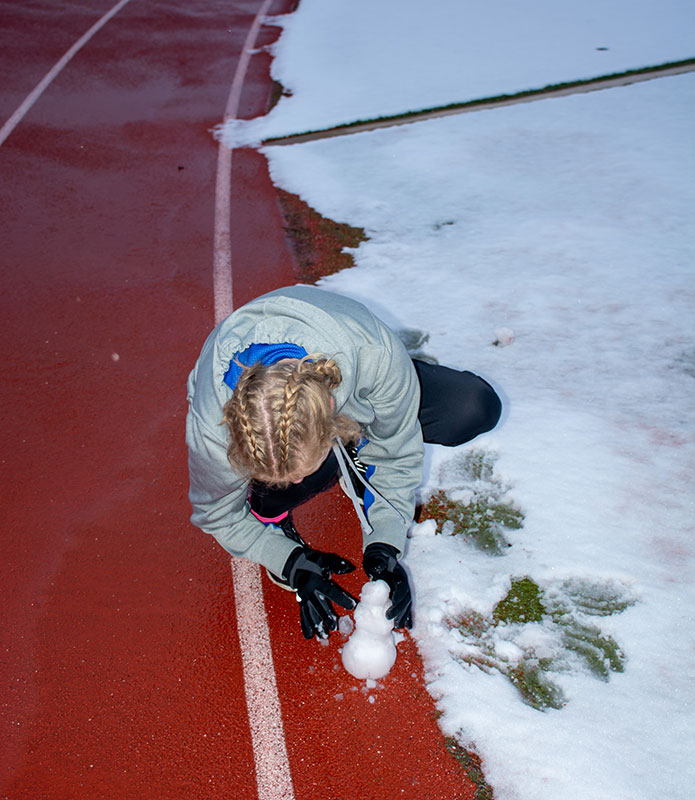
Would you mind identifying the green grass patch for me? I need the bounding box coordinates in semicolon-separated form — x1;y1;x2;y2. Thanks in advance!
558;618;626;679
420;451;523;554
444;737;496;800
551;577;637;617
420;451;635;710
447;575;635;711
507;661;566;711
494;577;546;624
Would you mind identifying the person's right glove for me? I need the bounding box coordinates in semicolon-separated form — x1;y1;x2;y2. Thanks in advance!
282;547;357;640
362;542;413;629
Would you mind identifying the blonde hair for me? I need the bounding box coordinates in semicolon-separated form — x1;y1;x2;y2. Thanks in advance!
222;355;362;488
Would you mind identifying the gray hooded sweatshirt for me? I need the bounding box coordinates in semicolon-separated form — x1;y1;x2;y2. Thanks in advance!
186;285;424;577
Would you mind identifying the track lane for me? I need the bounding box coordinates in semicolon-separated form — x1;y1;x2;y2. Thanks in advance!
0;2;287;796
1;0;481;797
0;0;134;147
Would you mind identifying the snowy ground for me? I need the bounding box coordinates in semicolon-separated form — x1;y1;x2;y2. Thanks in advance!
221;2;694;798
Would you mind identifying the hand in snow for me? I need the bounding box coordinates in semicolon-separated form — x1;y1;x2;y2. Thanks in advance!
362;542;413;629
282;547;357;640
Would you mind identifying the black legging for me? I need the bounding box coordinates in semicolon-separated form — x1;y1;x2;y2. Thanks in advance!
249;360;501;518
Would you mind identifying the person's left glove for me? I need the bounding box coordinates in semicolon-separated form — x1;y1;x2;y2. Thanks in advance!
362;542;413;629
283;547;357;640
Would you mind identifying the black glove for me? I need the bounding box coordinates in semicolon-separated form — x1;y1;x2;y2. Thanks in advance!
362;542;413;629
283;547;357;640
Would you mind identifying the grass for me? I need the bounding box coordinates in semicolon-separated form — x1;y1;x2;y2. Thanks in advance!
448;575;635;711
554;577;637;617
444;737;496;800
264;58;695;145
507;660;566;711
418;451;634;710
493;576;546;624
419;450;524;554
557;618;626;679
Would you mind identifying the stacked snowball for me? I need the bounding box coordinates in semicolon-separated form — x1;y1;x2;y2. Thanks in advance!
341;580;396;680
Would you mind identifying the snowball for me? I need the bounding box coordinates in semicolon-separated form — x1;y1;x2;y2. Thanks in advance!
409;519;437;538
338;615;355;636
341;580;397;680
493;327;515;346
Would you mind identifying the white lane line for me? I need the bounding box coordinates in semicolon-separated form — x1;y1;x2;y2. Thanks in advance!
213;3;296;800
0;0;133;148
231;559;295;800
213;0;275;326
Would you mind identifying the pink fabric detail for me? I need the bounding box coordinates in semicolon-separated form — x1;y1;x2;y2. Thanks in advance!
250;509;289;524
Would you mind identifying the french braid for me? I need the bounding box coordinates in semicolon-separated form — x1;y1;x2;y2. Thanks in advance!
234;375;267;467
222;355;361;487
277;366;303;467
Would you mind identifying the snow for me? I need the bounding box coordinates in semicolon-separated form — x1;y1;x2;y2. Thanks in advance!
341;580;397;680
225;0;694;144
220;2;695;798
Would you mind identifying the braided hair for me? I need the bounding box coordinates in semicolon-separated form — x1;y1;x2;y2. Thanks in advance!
222;355;362;487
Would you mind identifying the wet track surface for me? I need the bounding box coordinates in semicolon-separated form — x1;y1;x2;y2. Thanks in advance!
0;2;478;797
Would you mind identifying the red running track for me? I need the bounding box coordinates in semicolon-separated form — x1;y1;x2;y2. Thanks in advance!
0;2;479;798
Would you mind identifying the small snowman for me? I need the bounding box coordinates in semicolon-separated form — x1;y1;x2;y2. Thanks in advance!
341;580;396;680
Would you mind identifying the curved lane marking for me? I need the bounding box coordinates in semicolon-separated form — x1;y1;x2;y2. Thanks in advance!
213;3;296;800
214;0;275;324
0;0;133;148
0;0;293;793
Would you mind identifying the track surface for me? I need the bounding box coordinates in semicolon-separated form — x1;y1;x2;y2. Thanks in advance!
0;2;478;798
